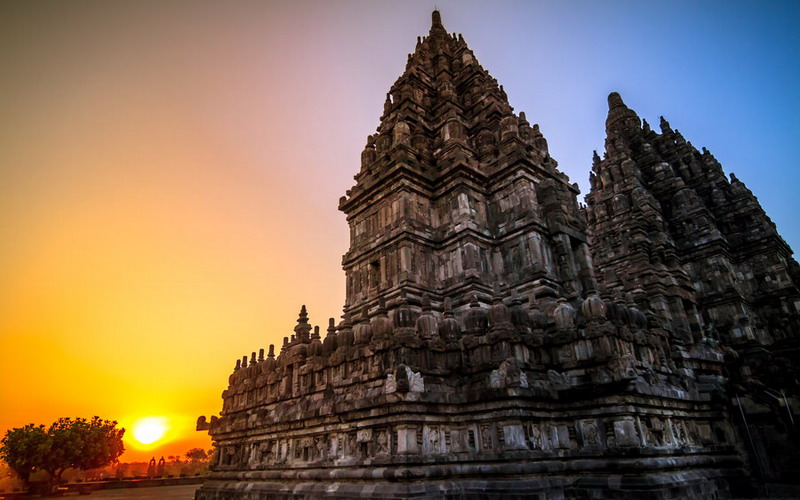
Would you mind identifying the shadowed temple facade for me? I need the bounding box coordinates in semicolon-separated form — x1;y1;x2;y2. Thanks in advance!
196;11;800;499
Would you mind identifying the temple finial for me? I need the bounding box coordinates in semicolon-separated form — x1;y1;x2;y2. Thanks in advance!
608;92;626;110
432;10;442;28
294;305;311;342
605;92;639;135
659;115;672;133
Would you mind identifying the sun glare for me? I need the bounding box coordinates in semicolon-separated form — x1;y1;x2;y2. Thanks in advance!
131;417;169;446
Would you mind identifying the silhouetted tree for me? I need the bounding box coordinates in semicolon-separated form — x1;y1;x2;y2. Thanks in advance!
42;417;125;489
0;424;48;487
185;448;208;462
0;417;124;494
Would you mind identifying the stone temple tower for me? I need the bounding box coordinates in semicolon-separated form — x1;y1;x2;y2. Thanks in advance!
196;12;798;499
340;9;593;323
586;92;800;486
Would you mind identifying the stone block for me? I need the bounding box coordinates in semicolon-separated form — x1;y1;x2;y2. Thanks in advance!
502;424;528;450
613;419;639;447
396;425;418;454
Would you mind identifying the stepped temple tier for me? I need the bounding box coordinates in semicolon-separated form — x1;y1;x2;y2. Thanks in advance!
196;11;800;500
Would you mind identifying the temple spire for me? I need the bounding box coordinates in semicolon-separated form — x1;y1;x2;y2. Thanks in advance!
605;91;640;137
294;305;311;343
607;91;626;110
428;9;449;38
341;9;563;315
431;10;443;29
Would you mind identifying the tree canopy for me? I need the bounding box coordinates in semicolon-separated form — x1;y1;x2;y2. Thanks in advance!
0;417;124;488
185;448;209;462
0;424;48;483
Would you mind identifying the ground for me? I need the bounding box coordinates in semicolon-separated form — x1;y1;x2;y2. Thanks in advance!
84;485;197;499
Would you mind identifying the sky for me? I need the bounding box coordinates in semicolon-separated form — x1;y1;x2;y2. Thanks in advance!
1;0;798;462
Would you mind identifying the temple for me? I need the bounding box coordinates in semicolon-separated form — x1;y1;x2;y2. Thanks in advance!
195;11;799;499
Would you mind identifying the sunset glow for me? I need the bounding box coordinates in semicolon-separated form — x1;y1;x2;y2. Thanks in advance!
0;1;797;464
131;417;169;446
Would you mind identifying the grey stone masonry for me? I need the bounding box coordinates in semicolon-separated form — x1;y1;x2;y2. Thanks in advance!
196;10;799;500
586;92;800;488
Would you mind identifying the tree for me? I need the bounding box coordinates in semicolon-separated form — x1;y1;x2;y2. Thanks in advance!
0;424;48;486
42;417;125;487
185;448;208;462
73;417;125;471
0;417;124;493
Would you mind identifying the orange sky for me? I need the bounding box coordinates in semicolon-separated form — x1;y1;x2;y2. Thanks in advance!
0;1;357;462
1;1;798;462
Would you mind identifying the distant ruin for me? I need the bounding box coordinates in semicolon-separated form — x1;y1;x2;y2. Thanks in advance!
196;11;799;499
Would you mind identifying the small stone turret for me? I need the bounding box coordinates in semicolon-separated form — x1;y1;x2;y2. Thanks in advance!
415;294;438;339
392;291;417;331
308;326;322;357
488;292;512;332
294;305;311;343
336;312;354;348
353;306;373;345
438;297;461;341
370;298;394;341
322;318;338;355
464;294;488;333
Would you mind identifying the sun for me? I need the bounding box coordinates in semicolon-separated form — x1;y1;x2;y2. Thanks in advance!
131;417;169;446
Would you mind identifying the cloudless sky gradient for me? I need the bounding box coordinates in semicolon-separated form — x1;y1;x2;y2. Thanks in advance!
1;0;798;461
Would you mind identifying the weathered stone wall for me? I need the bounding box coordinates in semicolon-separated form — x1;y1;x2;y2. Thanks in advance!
198;283;743;498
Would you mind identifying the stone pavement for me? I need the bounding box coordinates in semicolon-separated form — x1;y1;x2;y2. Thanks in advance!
88;484;198;499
